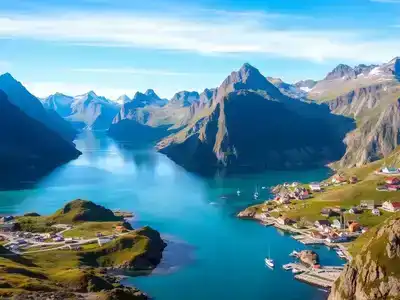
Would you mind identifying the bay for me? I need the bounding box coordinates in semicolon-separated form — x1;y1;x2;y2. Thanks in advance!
0;131;343;300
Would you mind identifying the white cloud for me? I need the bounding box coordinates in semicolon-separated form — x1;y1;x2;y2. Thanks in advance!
0;11;398;63
72;68;192;76
23;80;138;100
370;0;400;3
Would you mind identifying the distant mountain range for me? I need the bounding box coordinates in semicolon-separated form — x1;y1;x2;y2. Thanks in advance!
42;91;120;131
1;56;399;176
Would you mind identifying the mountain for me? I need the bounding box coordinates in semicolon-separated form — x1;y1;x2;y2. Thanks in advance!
305;57;400;168
116;94;131;105
157;64;353;175
109;89;206;142
267;77;309;99
294;79;317;92
0;73;77;141
329;213;400;300
0;90;81;189
170;91;200;107
43;91;120;130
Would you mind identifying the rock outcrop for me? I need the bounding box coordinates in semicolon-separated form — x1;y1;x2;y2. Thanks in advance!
329;214;400;300
299;250;319;266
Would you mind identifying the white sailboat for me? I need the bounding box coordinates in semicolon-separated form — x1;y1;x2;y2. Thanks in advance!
237;189;241;196
253;186;259;200
265;246;274;268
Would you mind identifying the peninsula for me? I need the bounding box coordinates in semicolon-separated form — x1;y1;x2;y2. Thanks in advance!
0;199;166;299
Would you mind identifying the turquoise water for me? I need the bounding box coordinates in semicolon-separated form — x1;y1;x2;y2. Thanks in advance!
0;132;343;300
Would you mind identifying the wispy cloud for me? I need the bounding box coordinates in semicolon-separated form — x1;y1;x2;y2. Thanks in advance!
370;0;400;3
72;68;192;76
0;10;398;62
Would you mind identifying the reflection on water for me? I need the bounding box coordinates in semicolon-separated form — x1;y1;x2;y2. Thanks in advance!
0;131;339;300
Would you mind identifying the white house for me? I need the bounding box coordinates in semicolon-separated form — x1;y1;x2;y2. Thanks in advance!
372;208;381;216
381;167;400;174
309;182;321;192
332;219;343;229
382;201;400;212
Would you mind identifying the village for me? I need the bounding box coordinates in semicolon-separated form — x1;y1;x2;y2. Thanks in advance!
240;166;400;260
0;210;134;254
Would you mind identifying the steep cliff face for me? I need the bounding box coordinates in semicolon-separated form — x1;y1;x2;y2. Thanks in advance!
0;90;81;189
329;214;400;300
0;73;77;141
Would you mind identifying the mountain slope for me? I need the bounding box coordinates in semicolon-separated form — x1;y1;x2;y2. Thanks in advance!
157;64;353;174
329;213;400;300
43;91;120;130
0;73;77;141
0;90;81;189
310;57;400;168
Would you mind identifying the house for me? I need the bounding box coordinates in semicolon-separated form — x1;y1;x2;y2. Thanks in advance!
385;177;400;185
349;176;358;184
332;219;343;229
115;225;127;233
64;238;74;244
314;220;331;230
332;175;346;184
279;197;291;204
311;231;326;239
372;208;381;216
291;182;300;187
387;185;400;191
309;182;321;192
381;167;400;174
98;237;112;246
360;200;375;210
299;190;310;200
348;207;362;214
0;222;16;232
53;236;64;242
326;234;348;243
277;217;292;225
321;208;336;217
348;222;361;232
382;201;400;212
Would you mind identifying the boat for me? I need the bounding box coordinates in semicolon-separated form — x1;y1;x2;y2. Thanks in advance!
289;250;299;257
265;258;275;268
236;189;241;196
336;249;346;259
265;246;274;268
292;268;302;274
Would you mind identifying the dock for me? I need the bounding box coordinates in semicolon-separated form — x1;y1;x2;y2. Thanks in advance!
282;263;343;288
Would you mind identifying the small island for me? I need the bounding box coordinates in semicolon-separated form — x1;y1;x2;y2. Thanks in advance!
0;199;166;299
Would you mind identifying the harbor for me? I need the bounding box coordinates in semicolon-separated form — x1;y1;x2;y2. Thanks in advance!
282;263;343;288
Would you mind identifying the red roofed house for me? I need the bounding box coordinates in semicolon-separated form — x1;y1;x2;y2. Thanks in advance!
385;177;400;185
382;201;400;212
332;175;346;184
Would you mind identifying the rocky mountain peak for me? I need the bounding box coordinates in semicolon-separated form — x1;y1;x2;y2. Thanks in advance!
144;89;159;98
325;64;355;80
170;91;200;107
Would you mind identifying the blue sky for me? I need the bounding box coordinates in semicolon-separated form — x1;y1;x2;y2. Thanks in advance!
0;0;399;99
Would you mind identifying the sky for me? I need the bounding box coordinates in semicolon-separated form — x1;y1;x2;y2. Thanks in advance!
0;0;399;99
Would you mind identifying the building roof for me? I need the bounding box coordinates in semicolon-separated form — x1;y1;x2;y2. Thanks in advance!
316;220;331;226
391;202;400;208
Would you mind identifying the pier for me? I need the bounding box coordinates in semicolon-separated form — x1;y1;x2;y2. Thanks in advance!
282;263;343;288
